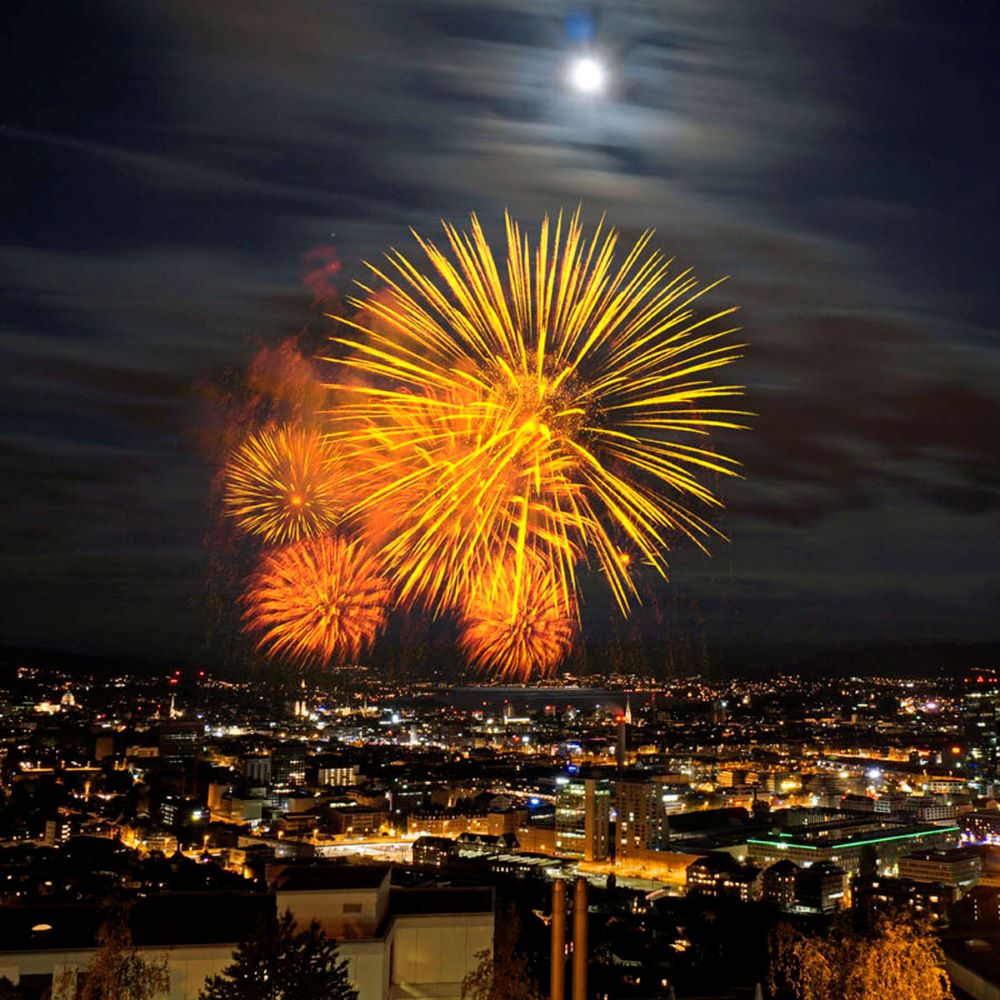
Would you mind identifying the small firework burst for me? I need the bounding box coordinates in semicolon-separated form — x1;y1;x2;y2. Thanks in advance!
223;424;342;544
242;535;390;666
458;556;577;681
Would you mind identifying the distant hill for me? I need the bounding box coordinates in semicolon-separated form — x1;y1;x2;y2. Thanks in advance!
715;640;1000;677
0;644;180;679
2;638;996;683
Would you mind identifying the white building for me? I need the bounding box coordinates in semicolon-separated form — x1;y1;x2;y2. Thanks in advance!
0;864;492;1000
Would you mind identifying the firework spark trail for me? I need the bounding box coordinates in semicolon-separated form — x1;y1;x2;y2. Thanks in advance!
458;555;577;681
323;209;748;622
223;424;344;544
242;535;390;666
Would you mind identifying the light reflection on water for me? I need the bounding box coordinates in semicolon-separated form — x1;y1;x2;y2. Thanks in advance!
447;686;657;712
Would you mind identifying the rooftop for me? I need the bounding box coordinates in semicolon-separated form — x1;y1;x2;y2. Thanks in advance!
749;821;959;851
0;893;273;952
271;862;392;892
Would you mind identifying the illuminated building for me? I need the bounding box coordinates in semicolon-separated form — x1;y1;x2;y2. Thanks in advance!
158;721;200;766
615;775;670;860
869;876;956;923
555;776;611;861
962;810;1000;842
795;861;847;913
686;854;761;902
318;762;361;787
966;885;1000;926
761;859;798;907
43;818;71;847
412;836;458;868
615;696;632;768
963;673;1000;792
747;819;959;874
406;809;488;838
326;806;383;836
897;848;981;890
271;741;307;790
716;767;756;789
514;821;557;855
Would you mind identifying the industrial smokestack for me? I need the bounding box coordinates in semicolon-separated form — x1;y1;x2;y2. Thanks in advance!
550;879;566;1000
572;877;588;1000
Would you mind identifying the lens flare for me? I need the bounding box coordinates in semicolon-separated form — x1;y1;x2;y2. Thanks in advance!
459;557;576;681
325;209;747;615
223;424;342;543
242;535;390;666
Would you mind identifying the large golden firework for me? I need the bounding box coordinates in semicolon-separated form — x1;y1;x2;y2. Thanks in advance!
223;424;342;544
459;556;576;680
324;209;747;614
242;535;390;666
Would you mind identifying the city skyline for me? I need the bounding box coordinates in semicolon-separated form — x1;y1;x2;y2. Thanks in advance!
0;655;998;998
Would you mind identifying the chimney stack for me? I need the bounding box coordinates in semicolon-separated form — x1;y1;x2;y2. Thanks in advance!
572;877;588;1000
550;879;566;1000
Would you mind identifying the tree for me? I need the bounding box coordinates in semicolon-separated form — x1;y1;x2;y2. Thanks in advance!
461;907;543;1000
199;910;357;1000
55;906;170;1000
769;912;953;1000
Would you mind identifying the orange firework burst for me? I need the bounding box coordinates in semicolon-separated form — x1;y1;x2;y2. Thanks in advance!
223;424;342;544
325;209;748;615
242;535;390;666
458;556;576;680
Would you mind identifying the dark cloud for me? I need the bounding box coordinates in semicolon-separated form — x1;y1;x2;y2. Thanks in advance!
1;0;997;663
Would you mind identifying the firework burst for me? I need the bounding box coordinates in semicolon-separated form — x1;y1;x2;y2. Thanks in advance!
223;424;343;544
459;556;576;680
242;535;390;666
324;209;747;614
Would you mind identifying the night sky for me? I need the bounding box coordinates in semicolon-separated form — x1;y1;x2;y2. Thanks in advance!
2;1;998;670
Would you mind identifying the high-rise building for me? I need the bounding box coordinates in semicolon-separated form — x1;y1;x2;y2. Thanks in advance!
272;741;307;790
317;762;360;787
44;817;71;847
555;776;611;861
963;673;1000;792
158;721;201;766
615;696;632;769
242;754;272;786
616;775;670;860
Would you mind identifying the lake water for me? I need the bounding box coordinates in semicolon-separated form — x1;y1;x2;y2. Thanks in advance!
447;686;659;713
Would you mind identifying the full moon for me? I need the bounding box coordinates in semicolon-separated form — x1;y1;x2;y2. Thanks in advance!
568;56;606;95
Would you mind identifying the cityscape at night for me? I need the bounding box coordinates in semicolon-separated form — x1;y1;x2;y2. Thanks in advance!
3;1;999;999
2;660;1000;997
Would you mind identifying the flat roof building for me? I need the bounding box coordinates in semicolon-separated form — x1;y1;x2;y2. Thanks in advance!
748;818;959;874
898;848;981;890
0;866;493;1000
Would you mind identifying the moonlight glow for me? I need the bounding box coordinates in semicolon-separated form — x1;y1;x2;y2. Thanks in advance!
569;56;606;95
